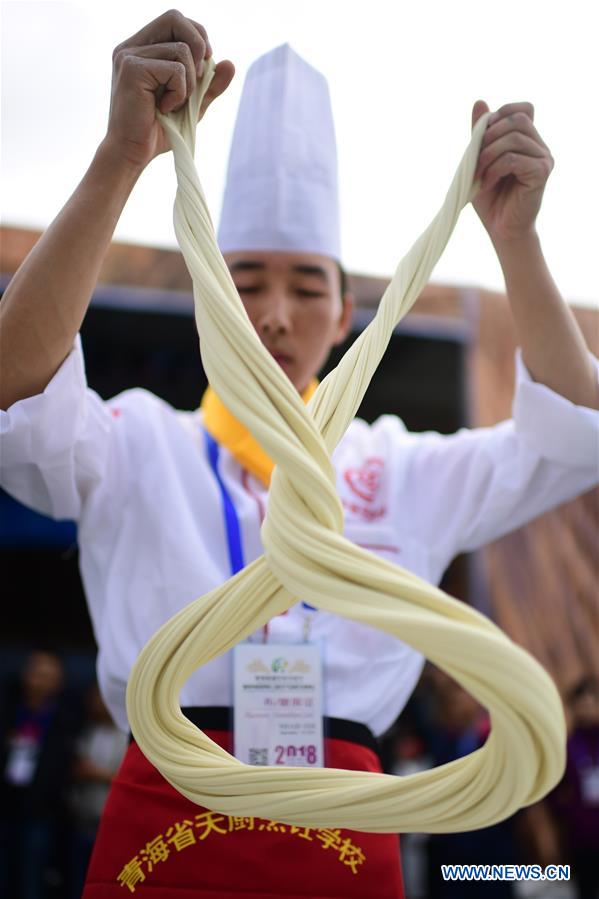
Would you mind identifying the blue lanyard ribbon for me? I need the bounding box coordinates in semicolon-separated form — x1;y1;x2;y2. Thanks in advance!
203;428;316;613
204;430;245;576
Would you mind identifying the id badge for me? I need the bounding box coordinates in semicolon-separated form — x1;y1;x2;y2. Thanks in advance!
233;643;324;767
581;765;599;804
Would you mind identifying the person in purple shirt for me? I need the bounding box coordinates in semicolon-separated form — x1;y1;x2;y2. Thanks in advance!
552;678;599;899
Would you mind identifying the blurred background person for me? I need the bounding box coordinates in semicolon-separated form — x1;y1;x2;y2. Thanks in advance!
550;678;599;899
425;668;519;898
67;682;128;899
0;649;78;899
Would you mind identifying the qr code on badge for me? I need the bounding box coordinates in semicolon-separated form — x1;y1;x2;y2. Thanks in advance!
248;748;268;766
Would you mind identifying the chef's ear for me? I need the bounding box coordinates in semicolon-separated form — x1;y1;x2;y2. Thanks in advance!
335;292;355;345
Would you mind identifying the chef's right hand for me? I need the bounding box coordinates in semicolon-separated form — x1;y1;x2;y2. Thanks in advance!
104;9;235;171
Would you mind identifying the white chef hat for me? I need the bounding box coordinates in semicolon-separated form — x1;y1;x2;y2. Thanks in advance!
217;44;341;261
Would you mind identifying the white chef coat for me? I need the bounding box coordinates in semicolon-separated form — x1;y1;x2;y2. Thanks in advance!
1;337;597;736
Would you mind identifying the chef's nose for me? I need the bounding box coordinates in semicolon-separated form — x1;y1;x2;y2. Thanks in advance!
257;288;292;336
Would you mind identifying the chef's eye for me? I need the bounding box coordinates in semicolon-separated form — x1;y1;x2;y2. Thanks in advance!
296;288;326;298
236;284;262;295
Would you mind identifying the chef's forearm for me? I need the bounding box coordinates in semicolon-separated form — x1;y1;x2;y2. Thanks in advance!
0;138;142;410
494;231;598;409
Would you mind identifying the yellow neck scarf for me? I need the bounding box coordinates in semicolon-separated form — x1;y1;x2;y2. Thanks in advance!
201;380;318;486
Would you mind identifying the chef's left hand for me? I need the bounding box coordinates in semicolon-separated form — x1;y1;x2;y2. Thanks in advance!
471;101;554;244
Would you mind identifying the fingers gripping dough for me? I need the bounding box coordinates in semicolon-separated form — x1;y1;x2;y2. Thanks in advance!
126;60;566;833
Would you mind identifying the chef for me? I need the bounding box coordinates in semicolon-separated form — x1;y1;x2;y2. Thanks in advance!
0;10;597;898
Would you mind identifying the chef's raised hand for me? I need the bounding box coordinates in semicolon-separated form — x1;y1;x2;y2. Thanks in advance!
106;9;235;171
471;101;554;245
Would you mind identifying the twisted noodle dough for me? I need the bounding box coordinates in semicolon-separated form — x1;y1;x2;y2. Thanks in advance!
126;60;566;833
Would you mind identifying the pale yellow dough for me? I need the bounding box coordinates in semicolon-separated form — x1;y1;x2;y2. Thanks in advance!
126;59;566;833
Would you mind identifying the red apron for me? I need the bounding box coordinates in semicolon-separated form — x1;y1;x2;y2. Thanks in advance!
83;710;404;898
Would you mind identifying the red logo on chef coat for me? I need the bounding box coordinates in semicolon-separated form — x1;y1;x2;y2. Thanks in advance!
342;457;387;521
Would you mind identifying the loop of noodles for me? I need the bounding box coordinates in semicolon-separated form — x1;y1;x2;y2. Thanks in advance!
127;60;566;833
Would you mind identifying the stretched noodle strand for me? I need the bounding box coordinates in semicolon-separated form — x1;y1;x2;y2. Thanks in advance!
126;60;566;833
